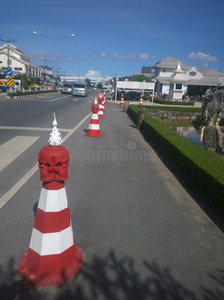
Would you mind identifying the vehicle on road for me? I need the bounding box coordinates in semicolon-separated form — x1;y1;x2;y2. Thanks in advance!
0;81;7;92
28;84;41;90
61;83;73;94
0;79;24;92
72;82;88;97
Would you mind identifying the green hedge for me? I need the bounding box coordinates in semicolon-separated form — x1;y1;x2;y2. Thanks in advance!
140;105;202;113
7;90;58;97
153;99;195;106
127;105;224;217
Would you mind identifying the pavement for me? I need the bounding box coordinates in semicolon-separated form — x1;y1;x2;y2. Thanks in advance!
0;97;222;300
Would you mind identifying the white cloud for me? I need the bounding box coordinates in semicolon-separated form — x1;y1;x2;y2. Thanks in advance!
188;51;218;63
100;51;150;61
139;52;149;60
84;69;101;78
101;52;107;58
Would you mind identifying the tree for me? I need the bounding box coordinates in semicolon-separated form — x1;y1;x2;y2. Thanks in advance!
96;82;102;89
85;78;91;88
129;74;152;82
20;73;29;89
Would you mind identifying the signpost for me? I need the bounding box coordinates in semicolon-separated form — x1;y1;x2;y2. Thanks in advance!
7;77;13;87
6;69;14;93
6;69;13;77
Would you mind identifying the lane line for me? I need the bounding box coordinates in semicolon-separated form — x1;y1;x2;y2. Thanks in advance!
0;136;39;172
0;126;71;132
62;112;91;142
49;95;71;102
0;112;91;210
0;164;39;210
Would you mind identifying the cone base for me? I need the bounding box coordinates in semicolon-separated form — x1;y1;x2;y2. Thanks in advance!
18;245;83;287
85;130;102;137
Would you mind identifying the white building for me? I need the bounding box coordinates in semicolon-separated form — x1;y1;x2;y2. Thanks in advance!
0;43;43;78
146;57;224;100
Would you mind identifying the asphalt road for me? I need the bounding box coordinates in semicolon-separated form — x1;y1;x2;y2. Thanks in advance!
0;91;223;300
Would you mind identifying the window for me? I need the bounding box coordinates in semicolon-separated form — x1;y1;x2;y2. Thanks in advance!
176;84;182;90
14;67;22;71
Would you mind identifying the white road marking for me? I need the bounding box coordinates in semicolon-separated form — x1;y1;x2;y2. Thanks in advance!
0;112;92;210
49;95;71;102
0;136;39;172
27;95;71;102
0;164;38;210
0;126;71;132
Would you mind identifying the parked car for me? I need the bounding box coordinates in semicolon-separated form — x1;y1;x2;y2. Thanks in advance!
61;83;73;94
0;81;7;92
28;84;41;90
72;82;88;97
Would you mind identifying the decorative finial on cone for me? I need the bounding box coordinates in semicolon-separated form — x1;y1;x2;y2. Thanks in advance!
48;113;62;146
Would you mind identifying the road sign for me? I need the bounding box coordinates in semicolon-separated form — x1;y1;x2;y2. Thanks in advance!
7;77;13;87
6;69;13;77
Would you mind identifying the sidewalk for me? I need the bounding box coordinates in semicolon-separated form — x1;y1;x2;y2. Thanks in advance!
0;99;223;299
59;100;224;299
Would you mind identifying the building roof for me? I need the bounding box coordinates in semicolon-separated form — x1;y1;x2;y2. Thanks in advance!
188;68;224;86
142;66;153;73
153;59;224;87
170;62;189;83
155;57;190;71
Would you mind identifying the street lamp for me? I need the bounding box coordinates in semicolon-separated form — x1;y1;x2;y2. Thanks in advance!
69;57;90;80
33;31;74;87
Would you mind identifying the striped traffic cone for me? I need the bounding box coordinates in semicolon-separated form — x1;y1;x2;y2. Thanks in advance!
98;96;104;119
120;94;124;105
18;114;83;287
102;92;106;112
139;93;143;105
86;99;102;137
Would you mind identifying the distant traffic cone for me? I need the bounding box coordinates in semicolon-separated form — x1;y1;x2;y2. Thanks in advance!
139;93;143;105
18;114;83;287
97;91;101;101
98;96;104;119
86;99;102;137
102;92;106;112
120;94;124;105
111;93;113;100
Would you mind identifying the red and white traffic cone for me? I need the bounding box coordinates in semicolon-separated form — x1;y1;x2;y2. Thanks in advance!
139;93;143;105
86;99;102;137
97;91;101;101
120;94;124;105
102;92;106;112
111;93;113;101
98;96;104;119
18;114;83;287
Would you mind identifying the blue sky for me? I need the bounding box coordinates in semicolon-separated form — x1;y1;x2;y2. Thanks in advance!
1;0;224;79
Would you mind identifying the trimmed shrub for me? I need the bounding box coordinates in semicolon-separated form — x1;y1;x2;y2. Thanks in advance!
7;90;58;97
153;99;195;106
127;105;224;217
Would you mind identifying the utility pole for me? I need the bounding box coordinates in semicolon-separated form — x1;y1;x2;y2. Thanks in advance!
1;37;15;69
